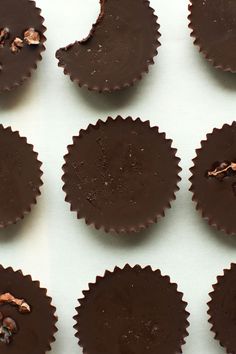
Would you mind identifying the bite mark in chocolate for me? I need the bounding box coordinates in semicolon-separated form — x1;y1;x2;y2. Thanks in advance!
56;0;160;92
0;293;31;313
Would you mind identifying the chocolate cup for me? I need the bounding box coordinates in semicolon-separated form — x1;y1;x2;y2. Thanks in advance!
190;122;236;235
0;0;46;92
208;263;236;354
56;0;160;93
62;116;181;233
0;125;43;228
0;265;57;354
188;0;236;72
74;264;189;354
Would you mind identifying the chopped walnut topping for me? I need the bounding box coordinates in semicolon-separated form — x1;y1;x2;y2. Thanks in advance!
24;28;40;45
2;317;17;334
10;37;24;53
0;27;9;45
0;293;31;313
0;312;18;345
208;162;236;178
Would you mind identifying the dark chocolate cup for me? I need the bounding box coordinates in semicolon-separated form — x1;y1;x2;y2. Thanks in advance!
62;116;181;234
0;125;43;228
188;0;236;72
208;263;236;354
0;265;57;354
190;122;236;235
74;264;189;354
0;0;46;92
56;0;160;93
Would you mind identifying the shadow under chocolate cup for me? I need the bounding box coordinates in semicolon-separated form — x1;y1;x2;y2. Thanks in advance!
56;0;160;93
190;122;236;235
74;264;189;354
62;116;181;234
0;125;43;228
0;265;57;354
188;0;236;72
208;263;236;353
0;0;46;92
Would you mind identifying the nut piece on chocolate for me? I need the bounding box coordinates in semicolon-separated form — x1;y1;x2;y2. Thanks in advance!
0;27;9;46
56;0;161;92
10;37;23;53
24;28;40;45
190;122;236;235
0;293;31;313
0;0;46;92
0;314;18;344
0;265;57;352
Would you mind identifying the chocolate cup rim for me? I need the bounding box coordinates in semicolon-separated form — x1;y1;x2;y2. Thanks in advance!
189;121;236;236
0;124;43;228
208;263;236;354
73;264;190;354
55;0;161;93
62;116;181;234
0;264;58;353
188;0;236;73
0;0;47;93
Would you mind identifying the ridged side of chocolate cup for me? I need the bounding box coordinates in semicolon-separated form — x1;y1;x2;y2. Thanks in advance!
0;264;57;354
0;125;43;228
56;0;160;93
208;263;236;354
189;122;236;235
62;116;181;233
74;264;189;354
0;0;46;92
188;0;236;73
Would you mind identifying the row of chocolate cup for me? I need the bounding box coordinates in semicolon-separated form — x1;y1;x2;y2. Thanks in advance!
0;117;235;235
1;0;236;93
0;262;236;354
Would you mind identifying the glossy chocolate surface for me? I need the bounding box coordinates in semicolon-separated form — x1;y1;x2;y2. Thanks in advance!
75;265;189;354
63;117;180;232
209;264;236;353
0;126;42;227
189;0;236;71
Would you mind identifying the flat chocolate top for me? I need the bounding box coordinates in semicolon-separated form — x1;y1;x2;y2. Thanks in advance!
75;265;189;354
189;0;236;71
63;117;180;232
56;0;160;91
208;264;236;353
0;0;45;91
0;126;42;227
0;266;56;354
190;122;236;234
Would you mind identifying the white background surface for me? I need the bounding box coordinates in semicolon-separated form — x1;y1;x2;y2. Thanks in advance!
0;0;236;353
